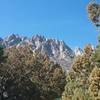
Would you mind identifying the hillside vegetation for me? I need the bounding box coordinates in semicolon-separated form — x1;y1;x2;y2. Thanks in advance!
0;45;66;100
1;1;100;100
62;1;100;100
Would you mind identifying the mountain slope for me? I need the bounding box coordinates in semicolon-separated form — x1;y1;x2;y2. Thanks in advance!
0;34;75;70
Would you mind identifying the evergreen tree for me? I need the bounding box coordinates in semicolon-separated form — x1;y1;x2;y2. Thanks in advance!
0;45;65;100
87;1;100;65
0;45;4;63
72;88;87;100
92;33;100;66
62;1;100;100
88;66;100;100
62;45;94;100
87;1;100;27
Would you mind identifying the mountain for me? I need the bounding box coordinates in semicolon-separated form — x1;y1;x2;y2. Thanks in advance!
0;34;75;71
74;47;83;56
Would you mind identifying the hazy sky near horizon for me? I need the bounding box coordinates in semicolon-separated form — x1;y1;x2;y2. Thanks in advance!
0;0;99;49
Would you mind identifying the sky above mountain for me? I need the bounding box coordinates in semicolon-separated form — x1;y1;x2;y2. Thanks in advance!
0;0;99;49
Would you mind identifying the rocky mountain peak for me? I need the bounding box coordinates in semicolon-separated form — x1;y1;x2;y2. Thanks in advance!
74;47;83;56
32;34;46;42
0;34;75;70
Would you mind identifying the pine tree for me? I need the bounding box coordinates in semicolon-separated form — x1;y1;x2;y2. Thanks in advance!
87;1;100;99
92;33;100;66
88;66;100;100
62;1;100;100
62;44;95;100
0;45;5;63
0;45;66;100
72;88;87;100
87;1;100;27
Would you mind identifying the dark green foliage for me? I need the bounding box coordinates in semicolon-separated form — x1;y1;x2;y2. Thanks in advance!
31;53;66;100
0;46;41;100
0;45;5;63
92;33;100;66
93;44;100;63
98;33;100;42
0;71;41;100
0;45;65;100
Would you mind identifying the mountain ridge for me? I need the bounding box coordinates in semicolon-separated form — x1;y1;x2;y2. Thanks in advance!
0;34;82;70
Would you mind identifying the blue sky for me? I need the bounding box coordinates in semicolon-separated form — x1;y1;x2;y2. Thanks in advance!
0;0;99;49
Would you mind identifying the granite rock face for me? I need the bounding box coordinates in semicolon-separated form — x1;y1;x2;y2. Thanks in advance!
74;47;83;56
0;34;75;71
